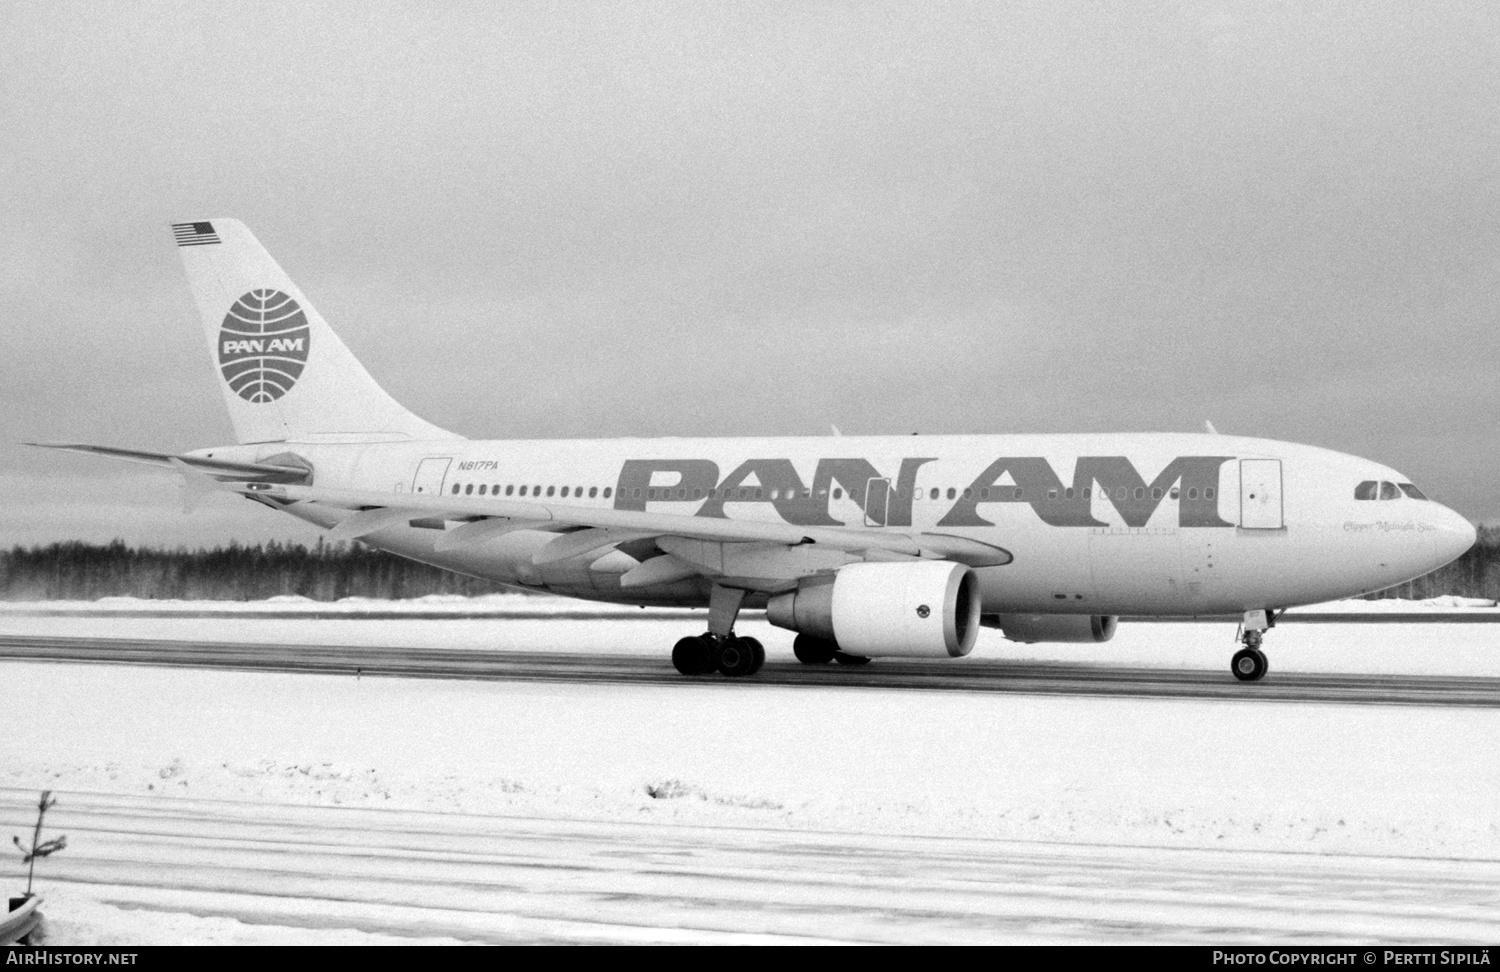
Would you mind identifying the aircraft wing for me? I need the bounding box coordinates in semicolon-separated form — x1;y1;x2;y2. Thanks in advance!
27;443;312;483
228;479;1012;587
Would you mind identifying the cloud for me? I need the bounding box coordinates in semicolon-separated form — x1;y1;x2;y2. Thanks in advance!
2;0;1496;539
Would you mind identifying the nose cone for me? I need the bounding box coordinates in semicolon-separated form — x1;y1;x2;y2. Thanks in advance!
1430;504;1477;568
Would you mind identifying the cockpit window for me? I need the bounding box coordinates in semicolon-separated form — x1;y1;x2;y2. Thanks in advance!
1399;483;1428;500
1354;481;1378;500
1378;481;1401;500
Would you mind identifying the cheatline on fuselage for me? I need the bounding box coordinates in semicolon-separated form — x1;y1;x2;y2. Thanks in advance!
33;219;1476;681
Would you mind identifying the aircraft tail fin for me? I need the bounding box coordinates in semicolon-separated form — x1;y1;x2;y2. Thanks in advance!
172;219;460;444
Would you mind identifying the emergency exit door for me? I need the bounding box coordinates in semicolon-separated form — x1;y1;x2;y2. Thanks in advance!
1240;459;1283;529
864;478;891;527
412;457;453;496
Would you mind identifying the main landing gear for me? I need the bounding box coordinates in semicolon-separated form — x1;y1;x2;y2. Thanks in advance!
671;585;765;678
1231;609;1274;682
793;634;870;666
672;633;765;677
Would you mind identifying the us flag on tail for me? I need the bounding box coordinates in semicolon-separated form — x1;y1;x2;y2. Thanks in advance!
172;221;220;247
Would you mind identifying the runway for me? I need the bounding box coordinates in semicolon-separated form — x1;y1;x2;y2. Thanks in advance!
3;633;1498;707
5;788;1496;944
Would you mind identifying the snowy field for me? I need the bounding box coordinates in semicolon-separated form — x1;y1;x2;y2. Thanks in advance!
2;596;1498;943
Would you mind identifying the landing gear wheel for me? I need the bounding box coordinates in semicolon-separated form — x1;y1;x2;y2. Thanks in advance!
717;636;764;677
793;634;837;665
832;651;871;666
1231;647;1268;682
672;635;715;676
745;637;766;675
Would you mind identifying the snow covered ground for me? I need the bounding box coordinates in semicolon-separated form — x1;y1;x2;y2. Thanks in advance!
2;597;1498;943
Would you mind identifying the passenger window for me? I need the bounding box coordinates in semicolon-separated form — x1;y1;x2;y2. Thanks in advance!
979;487;990;500
929;487;939;500
1116;488;1127;500
1379;481;1400;500
963;487;973;499
946;487;956;500
1169;487;1179;499
1047;488;1058;500
478;485;487;495
1133;487;1145;500
1399;483;1427;500
1152;488;1163;500
1205;487;1215;500
1065;487;1074;500
451;484;460;495
518;485;528;496
1083;487;1091;499
833;488;843;499
589;486;598;498
561;486;570;497
1188;487;1198;500
464;484;473;495
546;486;555;497
1014;487;1024;500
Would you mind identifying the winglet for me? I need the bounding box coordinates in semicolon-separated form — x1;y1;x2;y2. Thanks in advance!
167;457;227;514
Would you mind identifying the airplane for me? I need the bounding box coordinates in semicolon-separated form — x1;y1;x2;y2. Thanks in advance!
31;219;1477;681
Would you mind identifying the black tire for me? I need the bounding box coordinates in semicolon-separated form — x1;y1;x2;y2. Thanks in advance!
744;637;766;676
1231;646;1268;682
718;636;760;677
832;651;871;666
793;634;837;665
672;635;714;676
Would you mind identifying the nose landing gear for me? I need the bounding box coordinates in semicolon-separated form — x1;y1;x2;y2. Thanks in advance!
1230;609;1273;682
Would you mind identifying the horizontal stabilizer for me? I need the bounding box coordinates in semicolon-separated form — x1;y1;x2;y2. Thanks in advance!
26;443;311;483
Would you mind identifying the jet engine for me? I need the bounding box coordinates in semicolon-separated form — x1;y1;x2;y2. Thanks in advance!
986;613;1118;644
766;561;980;658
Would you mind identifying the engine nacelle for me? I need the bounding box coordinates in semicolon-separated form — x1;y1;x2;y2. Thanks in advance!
766;561;980;658
986;613;1118;644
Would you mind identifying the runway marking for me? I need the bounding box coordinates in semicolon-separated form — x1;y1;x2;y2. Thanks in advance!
2;635;1498;707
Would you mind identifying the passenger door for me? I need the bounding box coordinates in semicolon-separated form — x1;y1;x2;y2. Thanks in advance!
411;457;453;496
1239;459;1283;529
864;477;890;527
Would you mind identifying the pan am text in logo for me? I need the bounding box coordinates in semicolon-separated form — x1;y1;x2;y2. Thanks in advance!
217;289;311;403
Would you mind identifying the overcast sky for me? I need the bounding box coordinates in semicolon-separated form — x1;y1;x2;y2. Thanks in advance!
2;0;1497;547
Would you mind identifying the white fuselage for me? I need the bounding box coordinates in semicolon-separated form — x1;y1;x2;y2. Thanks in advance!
195;431;1476;616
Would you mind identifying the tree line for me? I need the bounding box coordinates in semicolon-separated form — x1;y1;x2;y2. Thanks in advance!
0;539;508;601
0;531;1496;602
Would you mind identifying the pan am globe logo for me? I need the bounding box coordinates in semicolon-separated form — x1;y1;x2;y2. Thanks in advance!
217;289;311;403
